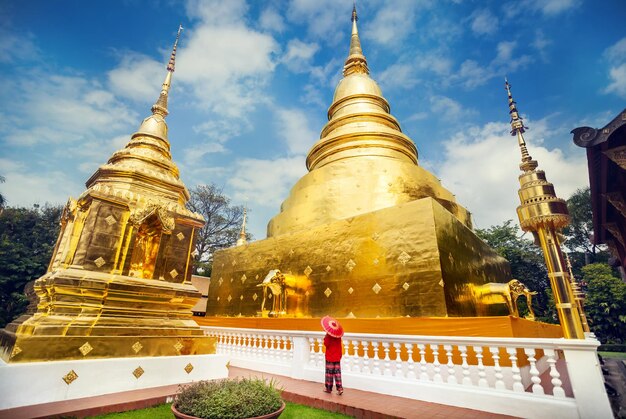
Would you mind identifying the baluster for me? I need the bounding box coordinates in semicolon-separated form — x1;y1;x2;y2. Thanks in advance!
475;346;488;387
382;342;392;376
237;334;244;357
316;337;324;367
545;348;565;398
505;347;524;392
431;344;442;383
343;339;352;372
489;346;505;390
524;348;544;394
361;340;371;374
372;342;381;375
252;335;259;359
241;334;248;357
406;343;416;380
351;340;361;373
393;343;403;377
279;335;287;363
418;343;429;381
458;345;471;386
308;337;316;367
268;335;276;361
443;344;457;384
224;334;231;354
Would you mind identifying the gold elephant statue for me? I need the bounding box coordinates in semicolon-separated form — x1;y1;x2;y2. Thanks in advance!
467;279;538;320
256;269;312;317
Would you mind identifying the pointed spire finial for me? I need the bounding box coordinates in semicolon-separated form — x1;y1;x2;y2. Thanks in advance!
343;3;369;76
505;78;538;172
151;25;184;117
236;205;248;246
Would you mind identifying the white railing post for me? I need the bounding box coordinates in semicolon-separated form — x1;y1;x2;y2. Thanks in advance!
562;342;613;419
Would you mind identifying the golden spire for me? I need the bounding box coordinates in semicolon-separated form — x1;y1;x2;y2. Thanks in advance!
505;78;584;339
343;3;369;76
236;206;248;246
505;78;538;173
152;24;183;117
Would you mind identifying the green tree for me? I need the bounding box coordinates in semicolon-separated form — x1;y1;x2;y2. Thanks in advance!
186;184;250;276
581;263;626;343
0;175;6;215
476;220;556;322
0;204;62;327
562;187;609;272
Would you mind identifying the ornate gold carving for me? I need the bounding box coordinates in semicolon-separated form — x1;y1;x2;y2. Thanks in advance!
372;232;380;241
231;260;236;266
10;346;22;359
605;192;626;217
191;248;199;257
79;342;93;356
63;370;79;385
218;277;223;286
304;266;313;277
174;341;184;352
346;259;356;272
239;295;243;301
397;251;411;266
325;265;331;272
402;282;410;291
438;279;444;287
184;363;194;374
605;223;625;245
105;215;117;226
176;232;185;241
448;253;454;265
129;202;175;232
132;341;143;354
347;312;356;318
348;287;354;294
169;269;178;279
241;274;247;284
227;295;232;302
324;288;332;298
372;283;382;294
252;293;258;301
94;257;106;268
133;366;144;379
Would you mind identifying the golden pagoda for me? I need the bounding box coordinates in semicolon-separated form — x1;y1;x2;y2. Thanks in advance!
200;7;560;337
0;26;216;362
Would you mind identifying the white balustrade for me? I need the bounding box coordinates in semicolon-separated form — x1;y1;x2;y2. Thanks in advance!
202;326;612;419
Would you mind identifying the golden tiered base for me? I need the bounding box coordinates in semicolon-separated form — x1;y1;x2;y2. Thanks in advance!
0;268;216;363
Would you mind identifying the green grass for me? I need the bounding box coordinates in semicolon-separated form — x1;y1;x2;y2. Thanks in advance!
599;351;626;360
89;401;351;418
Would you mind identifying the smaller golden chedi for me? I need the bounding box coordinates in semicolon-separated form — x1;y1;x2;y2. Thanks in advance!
0;26;216;362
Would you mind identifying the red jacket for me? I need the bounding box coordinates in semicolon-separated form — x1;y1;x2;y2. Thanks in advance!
324;334;342;362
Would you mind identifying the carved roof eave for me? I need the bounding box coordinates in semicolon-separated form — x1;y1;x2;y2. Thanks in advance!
572;108;626;148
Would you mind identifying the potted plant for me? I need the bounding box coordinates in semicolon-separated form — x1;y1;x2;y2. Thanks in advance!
172;377;285;419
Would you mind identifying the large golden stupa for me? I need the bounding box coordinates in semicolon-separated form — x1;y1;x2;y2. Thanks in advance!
201;7;560;337
0;27;216;362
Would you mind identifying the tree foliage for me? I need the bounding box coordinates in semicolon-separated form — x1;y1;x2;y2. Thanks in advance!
186;184;249;276
562;187;609;270
0;204;62;327
476;220;557;322
581;263;626;344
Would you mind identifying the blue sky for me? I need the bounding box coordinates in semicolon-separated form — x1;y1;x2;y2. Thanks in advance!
1;0;625;240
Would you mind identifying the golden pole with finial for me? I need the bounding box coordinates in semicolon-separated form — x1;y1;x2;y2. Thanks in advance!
505;78;585;339
564;251;591;333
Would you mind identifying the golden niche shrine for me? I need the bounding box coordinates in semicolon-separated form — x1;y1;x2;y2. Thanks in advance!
202;7;559;337
0;27;216;363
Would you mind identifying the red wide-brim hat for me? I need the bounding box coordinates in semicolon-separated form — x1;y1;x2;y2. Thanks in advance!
321;315;344;338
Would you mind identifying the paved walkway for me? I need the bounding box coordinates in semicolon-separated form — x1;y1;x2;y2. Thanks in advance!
0;366;518;418
229;366;517;419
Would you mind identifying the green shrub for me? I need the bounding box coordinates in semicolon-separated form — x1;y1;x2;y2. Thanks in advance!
174;378;283;419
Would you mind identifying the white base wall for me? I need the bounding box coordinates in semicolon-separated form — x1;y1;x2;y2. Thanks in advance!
0;354;228;410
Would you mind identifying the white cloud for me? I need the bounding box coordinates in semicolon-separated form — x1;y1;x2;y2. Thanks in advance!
604;64;626;98
274;108;318;154
0;158;83;208
108;53;163;103
365;1;420;46
281;39;319;73
0;28;39;63
429;95;476;120
603;37;626;99
378;63;420;90
435;120;588;230
260;7;286;33
286;0;351;44
185;0;248;26
532;30;552;62
531;0;581;16
229;156;307;210
469;9;498;35
3;73;137;146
